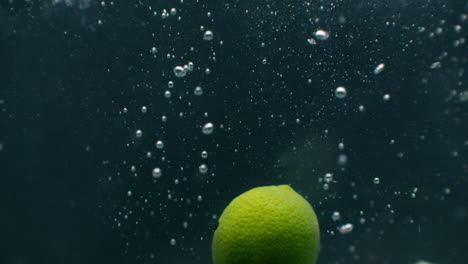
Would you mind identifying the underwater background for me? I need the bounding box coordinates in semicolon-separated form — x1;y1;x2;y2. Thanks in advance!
1;0;467;263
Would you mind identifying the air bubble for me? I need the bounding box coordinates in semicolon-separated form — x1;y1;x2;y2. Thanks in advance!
199;164;208;174
156;140;164;149
135;130;143;138
187;62;194;71
335;86;347;98
173;66;187;78
152;167;162;178
314;29;330;40
374;63;385;75
338;223;354;234
307;38;317;45
194;86;203;96
324;173;333;183
202;122;214;135
332;211;341;221
203;30;214;41
170;238;176;246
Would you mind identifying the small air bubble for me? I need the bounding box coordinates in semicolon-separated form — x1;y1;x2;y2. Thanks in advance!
374;63;385;75
307;38;317;45
156;140;164;149
135;130;143;138
202;122;214;135
199;164;208;174
170;238;176;246
173;66;187;78
332;211;341;221
194;86;203;96
152;168;162;178
338;223;354;234
314;29;330;40
203;30;214;41
335;87;347;99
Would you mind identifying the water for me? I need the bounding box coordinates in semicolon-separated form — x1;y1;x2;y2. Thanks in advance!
1;1;467;264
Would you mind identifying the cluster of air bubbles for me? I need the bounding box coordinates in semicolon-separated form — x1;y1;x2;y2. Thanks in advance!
314;29;330;40
161;9;169;19
374;63;385;75
202;122;214;135
335;86;347;99
173;61;195;78
203;30;214;41
161;8;177;19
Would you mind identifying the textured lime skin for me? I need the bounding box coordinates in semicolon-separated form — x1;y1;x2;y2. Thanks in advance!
212;185;320;264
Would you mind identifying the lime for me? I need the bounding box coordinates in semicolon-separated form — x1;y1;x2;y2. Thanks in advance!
212;185;320;264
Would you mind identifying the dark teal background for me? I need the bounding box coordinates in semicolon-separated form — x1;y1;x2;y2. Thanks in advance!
1;0;467;264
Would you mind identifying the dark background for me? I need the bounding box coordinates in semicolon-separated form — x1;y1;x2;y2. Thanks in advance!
0;0;467;264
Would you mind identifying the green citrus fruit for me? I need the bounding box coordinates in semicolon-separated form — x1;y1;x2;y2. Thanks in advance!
212;185;320;264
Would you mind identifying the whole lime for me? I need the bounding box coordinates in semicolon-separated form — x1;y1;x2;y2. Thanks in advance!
212;185;320;264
